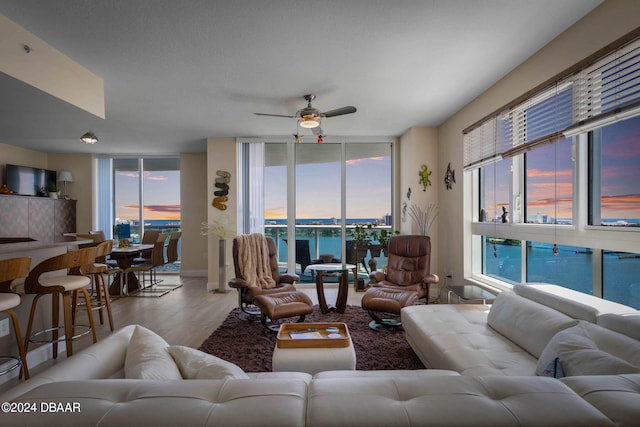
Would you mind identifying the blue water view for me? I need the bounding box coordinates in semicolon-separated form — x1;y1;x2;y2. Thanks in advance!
485;241;640;309
265;219;640;309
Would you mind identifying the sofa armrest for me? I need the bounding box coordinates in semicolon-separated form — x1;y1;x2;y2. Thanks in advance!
0;324;137;402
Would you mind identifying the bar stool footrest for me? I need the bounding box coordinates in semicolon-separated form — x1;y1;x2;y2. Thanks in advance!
29;325;92;344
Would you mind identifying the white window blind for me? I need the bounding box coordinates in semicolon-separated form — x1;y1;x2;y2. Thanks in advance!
464;35;640;170
575;38;640;121
463;118;499;170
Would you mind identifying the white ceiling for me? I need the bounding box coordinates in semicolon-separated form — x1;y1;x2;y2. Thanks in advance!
0;0;602;155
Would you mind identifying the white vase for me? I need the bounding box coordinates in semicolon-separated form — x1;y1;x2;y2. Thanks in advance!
48;192;58;199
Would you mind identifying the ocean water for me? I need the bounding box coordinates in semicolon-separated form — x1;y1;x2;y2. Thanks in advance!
265;223;640;310
485;241;640;309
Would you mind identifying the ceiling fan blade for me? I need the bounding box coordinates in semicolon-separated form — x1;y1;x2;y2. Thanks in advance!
254;113;296;118
322;106;357;118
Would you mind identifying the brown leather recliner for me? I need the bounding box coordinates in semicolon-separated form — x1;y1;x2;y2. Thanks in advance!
361;235;439;330
228;236;300;315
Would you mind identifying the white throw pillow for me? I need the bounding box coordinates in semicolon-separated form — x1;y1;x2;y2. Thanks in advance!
488;292;578;358
168;345;249;380
536;321;640;377
124;325;182;380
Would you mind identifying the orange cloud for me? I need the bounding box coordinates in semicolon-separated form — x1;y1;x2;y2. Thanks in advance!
119;204;181;220
527;168;572;179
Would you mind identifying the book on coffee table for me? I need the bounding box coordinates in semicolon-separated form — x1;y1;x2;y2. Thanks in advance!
289;328;323;339
277;323;350;348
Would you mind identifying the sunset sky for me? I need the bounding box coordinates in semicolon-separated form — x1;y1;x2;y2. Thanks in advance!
113;116;637;225
265;155;392;220
484;115;639;223
115;169;181;221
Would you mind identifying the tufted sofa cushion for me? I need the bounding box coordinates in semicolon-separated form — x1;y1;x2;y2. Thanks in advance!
3;379;308;427
561;374;640;427
402;304;538;375
306;376;615;427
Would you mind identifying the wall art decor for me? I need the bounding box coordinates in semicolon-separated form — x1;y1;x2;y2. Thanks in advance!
213;170;230;210
444;162;456;190
418;164;432;191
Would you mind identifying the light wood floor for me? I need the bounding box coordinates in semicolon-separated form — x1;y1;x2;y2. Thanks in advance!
1;274;364;394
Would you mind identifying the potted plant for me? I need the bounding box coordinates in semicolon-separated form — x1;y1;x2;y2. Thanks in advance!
372;228;399;256
48;183;59;199
350;223;376;249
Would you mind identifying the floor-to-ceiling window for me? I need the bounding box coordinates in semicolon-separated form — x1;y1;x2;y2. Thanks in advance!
249;139;393;281
109;157;181;269
466;35;640;309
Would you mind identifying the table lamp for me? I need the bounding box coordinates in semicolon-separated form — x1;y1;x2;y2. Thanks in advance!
57;171;73;199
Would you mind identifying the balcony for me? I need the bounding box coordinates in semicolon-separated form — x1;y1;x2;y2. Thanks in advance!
264;223;391;284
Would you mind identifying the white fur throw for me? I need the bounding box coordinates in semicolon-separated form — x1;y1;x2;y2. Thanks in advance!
236;233;276;289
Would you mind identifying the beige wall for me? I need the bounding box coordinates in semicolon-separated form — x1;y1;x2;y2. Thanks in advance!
0;142;48;175
48;153;93;234
206;138;238;292
180;152;208;276
398;127;441;298
436;0;640;284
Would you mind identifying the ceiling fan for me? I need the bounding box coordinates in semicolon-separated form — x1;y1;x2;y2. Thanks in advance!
254;94;357;135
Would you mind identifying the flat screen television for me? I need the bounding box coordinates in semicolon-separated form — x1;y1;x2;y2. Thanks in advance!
5;164;57;196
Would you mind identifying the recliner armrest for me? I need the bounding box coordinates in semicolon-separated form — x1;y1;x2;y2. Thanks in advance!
370;271;386;282
423;273;439;285
280;273;300;284
228;278;250;289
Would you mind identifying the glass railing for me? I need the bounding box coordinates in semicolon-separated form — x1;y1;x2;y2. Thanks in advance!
264;224;391;266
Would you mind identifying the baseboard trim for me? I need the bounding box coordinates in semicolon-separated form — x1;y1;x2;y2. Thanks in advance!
0;341;66;385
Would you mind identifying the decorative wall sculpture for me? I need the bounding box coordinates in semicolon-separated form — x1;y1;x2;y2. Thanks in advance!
418;164;432;191
444;162;456;190
213;170;230;210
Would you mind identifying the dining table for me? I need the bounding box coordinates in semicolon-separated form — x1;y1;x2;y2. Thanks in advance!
108;244;153;295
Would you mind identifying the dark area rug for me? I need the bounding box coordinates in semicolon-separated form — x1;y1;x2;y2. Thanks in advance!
198;305;425;372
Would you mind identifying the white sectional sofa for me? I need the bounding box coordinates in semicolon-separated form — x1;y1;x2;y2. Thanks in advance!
402;283;640;424
1;284;639;426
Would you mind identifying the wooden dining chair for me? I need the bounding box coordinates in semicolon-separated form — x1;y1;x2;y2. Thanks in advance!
23;247;98;359
0;257;32;379
79;240;121;331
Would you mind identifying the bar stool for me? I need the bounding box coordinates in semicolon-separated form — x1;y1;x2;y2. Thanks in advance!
79;240;121;331
23;247;98;359
0;257;31;380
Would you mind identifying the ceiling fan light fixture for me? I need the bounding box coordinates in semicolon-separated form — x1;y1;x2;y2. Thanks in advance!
80;132;98;144
299;117;320;129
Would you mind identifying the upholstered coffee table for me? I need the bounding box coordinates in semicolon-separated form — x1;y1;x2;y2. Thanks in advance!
272;323;356;375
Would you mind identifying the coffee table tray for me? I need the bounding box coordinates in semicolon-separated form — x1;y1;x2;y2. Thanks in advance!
277;323;350;348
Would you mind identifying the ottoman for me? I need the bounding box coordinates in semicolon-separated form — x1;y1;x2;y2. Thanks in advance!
361;287;420;330
272;325;357;374
253;290;314;332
